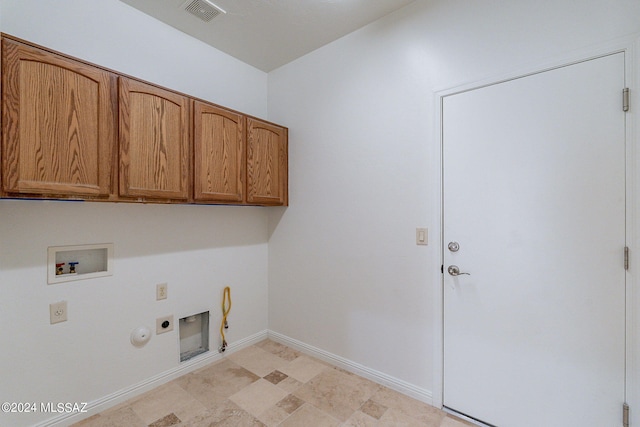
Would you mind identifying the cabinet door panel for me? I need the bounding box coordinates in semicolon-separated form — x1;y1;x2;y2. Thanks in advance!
2;38;116;197
194;101;244;202
246;118;288;205
119;77;190;200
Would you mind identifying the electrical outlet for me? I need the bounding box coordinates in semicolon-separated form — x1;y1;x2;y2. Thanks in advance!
156;283;168;300
156;315;174;334
50;301;68;324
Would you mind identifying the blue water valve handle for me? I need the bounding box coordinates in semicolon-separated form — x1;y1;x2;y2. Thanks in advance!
68;262;79;274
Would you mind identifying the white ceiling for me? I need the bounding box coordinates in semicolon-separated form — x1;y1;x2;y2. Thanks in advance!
119;0;416;72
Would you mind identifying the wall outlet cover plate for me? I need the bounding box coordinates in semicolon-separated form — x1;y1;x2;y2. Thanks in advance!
156;283;168;300
50;301;68;324
156;315;174;334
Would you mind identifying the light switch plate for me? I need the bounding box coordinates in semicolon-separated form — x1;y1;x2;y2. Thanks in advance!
50;301;68;324
416;228;428;245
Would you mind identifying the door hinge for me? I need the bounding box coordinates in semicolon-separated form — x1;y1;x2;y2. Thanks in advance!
624;247;630;270
623;402;629;427
623;88;630;112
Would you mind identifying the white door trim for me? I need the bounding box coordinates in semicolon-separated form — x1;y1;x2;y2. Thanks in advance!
430;35;639;425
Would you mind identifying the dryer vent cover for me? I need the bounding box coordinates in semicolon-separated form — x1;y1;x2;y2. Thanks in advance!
183;0;226;22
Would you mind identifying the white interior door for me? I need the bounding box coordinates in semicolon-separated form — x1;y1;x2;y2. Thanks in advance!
443;53;626;427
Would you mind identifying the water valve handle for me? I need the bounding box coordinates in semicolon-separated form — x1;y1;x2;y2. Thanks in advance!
56;263;65;275
68;261;79;274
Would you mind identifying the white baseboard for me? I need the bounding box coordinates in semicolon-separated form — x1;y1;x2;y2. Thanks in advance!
267;330;433;405
38;330;268;427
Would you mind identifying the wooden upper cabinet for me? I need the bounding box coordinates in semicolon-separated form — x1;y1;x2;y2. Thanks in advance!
246;118;288;206
119;77;191;201
1;35;289;206
1;37;117;197
193;101;245;203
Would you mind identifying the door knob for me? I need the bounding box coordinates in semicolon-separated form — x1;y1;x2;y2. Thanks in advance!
447;265;470;276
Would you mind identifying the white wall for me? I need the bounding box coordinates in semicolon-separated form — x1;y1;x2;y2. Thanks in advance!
1;0;267;116
267;0;640;421
0;1;270;426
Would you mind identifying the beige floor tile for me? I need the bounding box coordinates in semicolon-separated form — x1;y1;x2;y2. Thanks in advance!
264;370;288;385
71;406;146;427
255;339;302;361
342;410;380;427
293;367;380;421
276;394;305;414
193;358;262;386
71;414;102;426
257;405;291;427
174;359;260;408
229;378;289;418
148;412;180;427
379;407;439;427
129;382;205;424
279;355;328;383
172;374;229;410
275;376;304;394
361;399;387;419
179;399;266;427
370;387;443;425
227;345;290;377
279;404;341;427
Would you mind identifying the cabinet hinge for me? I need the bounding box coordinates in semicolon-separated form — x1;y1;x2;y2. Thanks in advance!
623;88;630;112
623;402;629;427
441;265;444;274
625;247;630;270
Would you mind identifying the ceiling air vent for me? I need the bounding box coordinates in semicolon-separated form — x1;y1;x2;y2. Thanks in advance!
182;0;226;22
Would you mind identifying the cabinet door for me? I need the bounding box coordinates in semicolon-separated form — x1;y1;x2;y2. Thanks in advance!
1;38;117;197
246;118;288;206
119;77;190;201
193;101;244;203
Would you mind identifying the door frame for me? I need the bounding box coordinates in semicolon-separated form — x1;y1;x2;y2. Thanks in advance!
430;35;639;425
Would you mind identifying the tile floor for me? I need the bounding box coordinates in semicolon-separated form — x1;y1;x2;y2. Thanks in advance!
73;340;474;427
